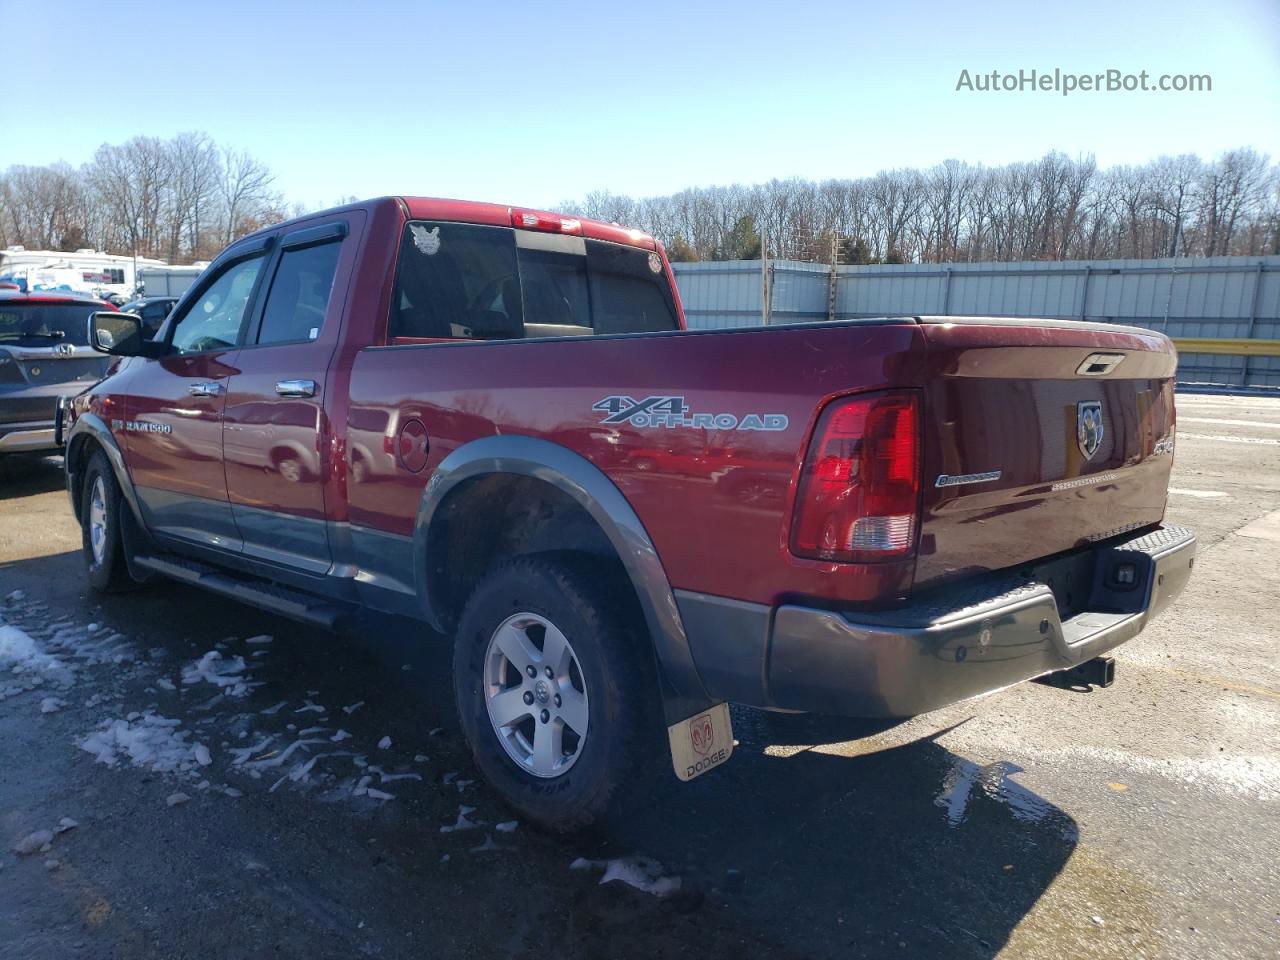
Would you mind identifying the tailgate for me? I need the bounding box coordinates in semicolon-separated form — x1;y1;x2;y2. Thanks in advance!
913;317;1177;591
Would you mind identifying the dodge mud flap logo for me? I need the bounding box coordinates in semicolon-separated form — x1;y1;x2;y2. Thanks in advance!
668;702;734;782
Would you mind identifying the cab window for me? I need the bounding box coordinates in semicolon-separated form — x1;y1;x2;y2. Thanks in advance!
390;220;679;341
170;256;265;354
390;223;522;340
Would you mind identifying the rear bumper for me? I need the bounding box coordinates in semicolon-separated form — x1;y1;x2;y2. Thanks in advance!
677;524;1196;718
0;422;57;453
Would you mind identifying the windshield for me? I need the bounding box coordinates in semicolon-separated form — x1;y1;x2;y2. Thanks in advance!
0;302;97;345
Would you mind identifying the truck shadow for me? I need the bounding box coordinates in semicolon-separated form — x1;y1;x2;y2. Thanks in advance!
0;453;64;499
356;610;1079;959
564;708;1078;960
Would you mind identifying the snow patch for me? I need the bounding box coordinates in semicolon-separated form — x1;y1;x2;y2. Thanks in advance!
440;805;482;833
181;651;257;697
12;830;53;856
79;712;204;775
570;856;682;897
1;622;75;693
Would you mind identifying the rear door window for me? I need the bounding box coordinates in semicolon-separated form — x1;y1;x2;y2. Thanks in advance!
256;240;342;345
390;221;679;342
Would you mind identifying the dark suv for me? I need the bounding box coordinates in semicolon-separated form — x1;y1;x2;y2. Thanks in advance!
0;291;115;454
119;297;179;338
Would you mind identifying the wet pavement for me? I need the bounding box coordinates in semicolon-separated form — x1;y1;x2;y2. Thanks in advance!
1;392;1278;960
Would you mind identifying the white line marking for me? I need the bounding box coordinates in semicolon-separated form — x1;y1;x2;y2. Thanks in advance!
1177;433;1280;446
1180;417;1280;430
1168;488;1229;498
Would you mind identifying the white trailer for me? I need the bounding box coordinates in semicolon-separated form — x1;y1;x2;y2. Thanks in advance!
137;264;207;297
0;246;170;299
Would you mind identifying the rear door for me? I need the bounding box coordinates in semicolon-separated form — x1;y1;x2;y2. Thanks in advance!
913;318;1178;591
221;215;356;574
123;245;270;549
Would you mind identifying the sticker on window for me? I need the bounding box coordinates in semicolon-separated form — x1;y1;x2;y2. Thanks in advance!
410;224;441;256
648;253;662;274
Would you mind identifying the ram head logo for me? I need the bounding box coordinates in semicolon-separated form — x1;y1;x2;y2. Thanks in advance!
1077;401;1105;461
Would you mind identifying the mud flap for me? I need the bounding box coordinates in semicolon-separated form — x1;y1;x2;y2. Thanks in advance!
667;702;734;782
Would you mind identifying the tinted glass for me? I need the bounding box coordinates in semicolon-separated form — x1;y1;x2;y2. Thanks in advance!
517;248;591;337
390;222;680;342
391;222;522;340
170;256;264;354
585;241;678;334
257;241;341;345
0;303;97;345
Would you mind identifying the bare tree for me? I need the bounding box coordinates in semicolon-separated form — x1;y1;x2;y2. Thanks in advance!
220;146;277;247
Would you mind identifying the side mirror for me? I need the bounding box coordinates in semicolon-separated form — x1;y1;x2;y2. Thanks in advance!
90;312;162;357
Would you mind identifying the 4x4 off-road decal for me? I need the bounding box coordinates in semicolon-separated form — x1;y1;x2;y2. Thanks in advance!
593;396;788;432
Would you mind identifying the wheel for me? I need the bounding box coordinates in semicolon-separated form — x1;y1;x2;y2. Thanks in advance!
453;555;655;832
277;454;303;483
81;449;137;593
350;454;368;485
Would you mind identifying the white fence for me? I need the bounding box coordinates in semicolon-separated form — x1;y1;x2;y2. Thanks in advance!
672;255;1280;388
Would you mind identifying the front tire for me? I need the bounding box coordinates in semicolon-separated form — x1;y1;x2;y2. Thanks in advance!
81;449;137;593
453;555;654;832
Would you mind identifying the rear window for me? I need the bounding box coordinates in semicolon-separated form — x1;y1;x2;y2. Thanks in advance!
0;302;99;345
389;221;678;341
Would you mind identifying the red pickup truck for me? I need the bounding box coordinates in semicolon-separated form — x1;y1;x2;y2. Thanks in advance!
61;196;1195;830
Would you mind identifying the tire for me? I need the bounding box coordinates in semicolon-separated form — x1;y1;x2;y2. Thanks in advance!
453;555;655;832
80;449;137;593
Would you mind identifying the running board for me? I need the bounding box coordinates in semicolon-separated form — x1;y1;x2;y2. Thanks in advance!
131;554;352;630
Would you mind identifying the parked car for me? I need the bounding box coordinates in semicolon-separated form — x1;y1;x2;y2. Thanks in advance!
119;296;179;337
0;291;115;455
60;197;1195;830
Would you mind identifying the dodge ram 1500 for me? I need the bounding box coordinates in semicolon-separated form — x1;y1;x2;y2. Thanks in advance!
61;196;1195;829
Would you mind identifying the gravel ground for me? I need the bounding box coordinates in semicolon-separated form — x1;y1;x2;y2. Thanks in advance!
0;391;1277;960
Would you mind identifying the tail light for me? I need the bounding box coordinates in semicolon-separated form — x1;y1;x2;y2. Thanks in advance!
510;209;582;235
790;391;920;563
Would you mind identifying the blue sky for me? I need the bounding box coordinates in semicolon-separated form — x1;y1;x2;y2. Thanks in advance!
8;0;1279;209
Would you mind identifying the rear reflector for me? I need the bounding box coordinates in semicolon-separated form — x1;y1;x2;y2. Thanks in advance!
790;391;920;563
510;209;582;235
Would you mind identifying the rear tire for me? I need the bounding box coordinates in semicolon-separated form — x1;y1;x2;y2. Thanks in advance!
81;449;137;593
453;555;654;832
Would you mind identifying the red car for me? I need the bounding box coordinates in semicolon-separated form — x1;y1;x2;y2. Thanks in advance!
61;197;1195;829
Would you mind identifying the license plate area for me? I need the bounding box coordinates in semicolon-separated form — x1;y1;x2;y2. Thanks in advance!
1022;550;1097;621
23;358;102;383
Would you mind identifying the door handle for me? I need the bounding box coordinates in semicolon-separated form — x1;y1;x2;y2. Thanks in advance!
275;379;317;398
188;382;222;397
